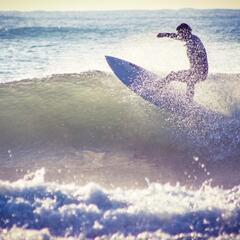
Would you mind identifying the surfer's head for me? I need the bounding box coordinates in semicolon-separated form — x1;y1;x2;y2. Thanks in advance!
176;23;192;39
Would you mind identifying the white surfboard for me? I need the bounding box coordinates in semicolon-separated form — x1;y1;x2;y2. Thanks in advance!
105;55;218;120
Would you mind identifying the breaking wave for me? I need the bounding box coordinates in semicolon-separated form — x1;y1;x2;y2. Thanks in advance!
0;71;239;187
0;168;239;239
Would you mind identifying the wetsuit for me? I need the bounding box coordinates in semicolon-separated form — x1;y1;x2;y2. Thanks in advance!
160;33;208;101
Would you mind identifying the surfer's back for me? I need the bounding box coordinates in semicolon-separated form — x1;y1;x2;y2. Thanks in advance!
186;34;208;76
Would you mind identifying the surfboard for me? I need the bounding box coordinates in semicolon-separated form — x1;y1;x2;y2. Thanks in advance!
105;55;224;122
106;56;202;116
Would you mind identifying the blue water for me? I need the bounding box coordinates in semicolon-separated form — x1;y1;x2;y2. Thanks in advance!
0;10;240;82
0;10;240;239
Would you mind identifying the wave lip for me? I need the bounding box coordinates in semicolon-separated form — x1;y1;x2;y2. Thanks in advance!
0;169;239;239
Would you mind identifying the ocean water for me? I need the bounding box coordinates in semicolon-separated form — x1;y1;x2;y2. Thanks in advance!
0;10;240;82
0;168;240;240
0;10;240;239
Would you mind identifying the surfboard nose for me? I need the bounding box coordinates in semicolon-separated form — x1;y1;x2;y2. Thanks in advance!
105;55;118;67
105;55;114;61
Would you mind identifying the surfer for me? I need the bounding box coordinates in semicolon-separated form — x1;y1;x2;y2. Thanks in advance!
157;23;208;101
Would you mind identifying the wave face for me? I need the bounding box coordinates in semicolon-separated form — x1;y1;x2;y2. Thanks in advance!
0;72;239;154
0;72;239;188
0;169;240;240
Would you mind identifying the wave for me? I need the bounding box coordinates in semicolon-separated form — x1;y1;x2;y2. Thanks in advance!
0;169;239;240
0;71;239;151
0;27;106;39
0;71;239;187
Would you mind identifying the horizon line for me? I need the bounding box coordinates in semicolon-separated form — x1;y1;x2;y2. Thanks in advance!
0;8;239;12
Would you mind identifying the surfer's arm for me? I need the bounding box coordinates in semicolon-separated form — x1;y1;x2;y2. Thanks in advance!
157;33;178;39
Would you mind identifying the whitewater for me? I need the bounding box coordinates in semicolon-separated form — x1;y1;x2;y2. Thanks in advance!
0;9;240;239
0;168;239;240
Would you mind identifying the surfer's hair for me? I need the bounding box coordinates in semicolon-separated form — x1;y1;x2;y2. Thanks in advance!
176;23;192;32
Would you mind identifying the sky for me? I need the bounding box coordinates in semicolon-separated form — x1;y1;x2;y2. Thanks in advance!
0;0;239;11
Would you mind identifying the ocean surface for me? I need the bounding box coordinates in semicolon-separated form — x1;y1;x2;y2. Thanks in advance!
0;10;240;239
0;9;240;82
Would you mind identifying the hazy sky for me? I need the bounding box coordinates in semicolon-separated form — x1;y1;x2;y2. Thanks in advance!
0;0;239;11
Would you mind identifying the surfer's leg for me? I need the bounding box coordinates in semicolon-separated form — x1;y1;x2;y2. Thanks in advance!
155;70;187;88
169;70;196;101
164;70;190;84
186;73;202;101
186;82;195;102
162;70;196;101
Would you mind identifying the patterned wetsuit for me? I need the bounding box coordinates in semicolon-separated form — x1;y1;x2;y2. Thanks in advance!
163;34;208;100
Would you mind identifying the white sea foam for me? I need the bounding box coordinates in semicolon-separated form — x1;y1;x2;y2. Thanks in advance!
0;168;239;239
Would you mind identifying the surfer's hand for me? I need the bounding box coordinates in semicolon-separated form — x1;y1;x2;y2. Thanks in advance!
157;33;169;38
157;33;164;37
